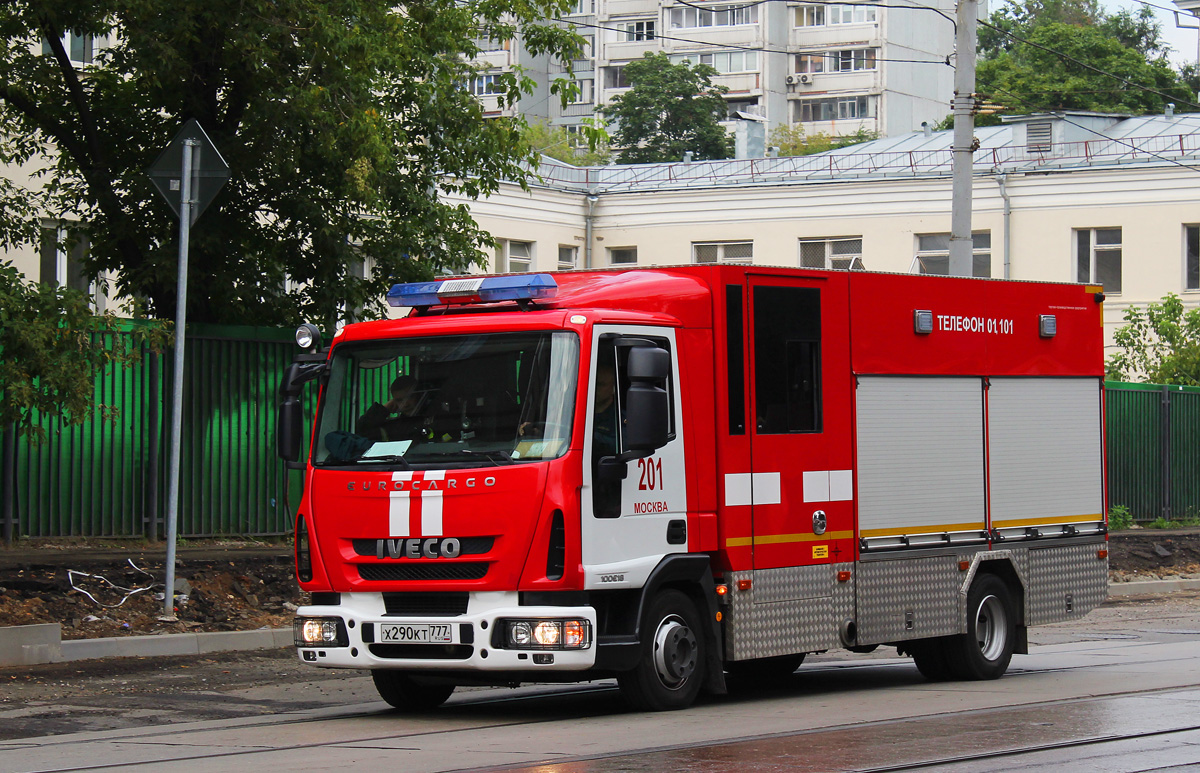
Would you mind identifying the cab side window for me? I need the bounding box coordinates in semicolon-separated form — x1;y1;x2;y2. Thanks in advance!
753;286;822;433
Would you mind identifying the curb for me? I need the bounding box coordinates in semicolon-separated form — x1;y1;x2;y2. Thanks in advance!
0;624;292;668
1107;577;1200;597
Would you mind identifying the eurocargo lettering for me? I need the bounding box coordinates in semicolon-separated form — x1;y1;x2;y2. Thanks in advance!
278;267;1110;712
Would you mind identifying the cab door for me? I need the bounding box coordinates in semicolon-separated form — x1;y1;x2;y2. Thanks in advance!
746;274;855;571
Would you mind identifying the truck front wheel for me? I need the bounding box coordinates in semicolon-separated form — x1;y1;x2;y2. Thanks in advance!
371;671;455;711
618;589;706;711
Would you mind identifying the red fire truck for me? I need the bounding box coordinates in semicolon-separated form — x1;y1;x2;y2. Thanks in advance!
278;266;1110;711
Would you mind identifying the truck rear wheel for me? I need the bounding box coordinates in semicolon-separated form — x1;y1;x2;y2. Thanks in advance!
371;671;455;711
909;638;954;681
618;589;706;711
946;574;1015;680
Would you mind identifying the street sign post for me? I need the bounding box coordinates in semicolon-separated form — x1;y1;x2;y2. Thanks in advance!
148;119;229;619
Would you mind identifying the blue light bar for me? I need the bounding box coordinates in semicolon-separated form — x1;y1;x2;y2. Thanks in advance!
386;274;559;308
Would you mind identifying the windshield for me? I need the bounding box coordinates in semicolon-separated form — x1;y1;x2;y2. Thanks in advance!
314;331;579;468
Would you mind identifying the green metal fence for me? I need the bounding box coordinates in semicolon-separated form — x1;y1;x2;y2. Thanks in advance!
4;323;313;538
1106;381;1200;522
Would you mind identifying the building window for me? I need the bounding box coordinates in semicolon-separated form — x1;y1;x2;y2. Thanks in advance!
497;240;533;272
609;247;637;265
558;245;578;270
694;241;753;264
570;79;594;104
794;5;826;26
800;238;864;270
670;4;759;28
566;0;595;15
1076;228;1121;293
670;51;758;74
795;54;824;74
832;49;877;72
795;95;875;122
470;74;500;96
42;31;94;65
1187;225;1199;291
829;4;878;24
617;20;656;41
913;232;991;278
39;221;104;311
605;66;629;89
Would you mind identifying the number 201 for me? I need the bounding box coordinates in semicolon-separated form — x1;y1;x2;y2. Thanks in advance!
637;457;664;490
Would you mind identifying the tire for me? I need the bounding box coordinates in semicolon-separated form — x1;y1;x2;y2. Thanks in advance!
909;638;955;681
371;670;456;711
944;574;1016;680
726;654;806;683
617;589;707;711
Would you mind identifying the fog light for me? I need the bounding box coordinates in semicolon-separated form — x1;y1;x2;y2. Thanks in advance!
294;617;347;647
509;621;533;646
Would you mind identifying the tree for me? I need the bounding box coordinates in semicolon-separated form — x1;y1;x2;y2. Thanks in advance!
768;125;879;157
601;53;732;164
0;262;163;441
976;0;1193;117
0;1;582;330
523;119;611;166
1106;294;1200;386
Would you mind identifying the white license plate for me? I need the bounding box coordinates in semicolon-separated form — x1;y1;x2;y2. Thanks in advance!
378;623;455;644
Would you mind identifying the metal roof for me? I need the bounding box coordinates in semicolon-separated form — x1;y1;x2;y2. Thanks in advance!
530;113;1200;194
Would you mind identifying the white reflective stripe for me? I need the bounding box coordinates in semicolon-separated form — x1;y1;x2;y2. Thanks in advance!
752;472;781;505
724;473;753;507
803;470;829;503
829;469;854;501
422;471;445;535
389;471;414;536
803;469;855;503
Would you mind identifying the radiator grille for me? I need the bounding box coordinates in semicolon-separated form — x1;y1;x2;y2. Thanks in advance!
352;536;494;557
359;563;488;582
382;592;469;617
368;643;474;660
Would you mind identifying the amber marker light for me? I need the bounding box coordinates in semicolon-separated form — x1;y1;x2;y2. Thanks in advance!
715;584;728;596
737;579;753;591
1098;549;1109;559
837;571;852;583
958;561;971;571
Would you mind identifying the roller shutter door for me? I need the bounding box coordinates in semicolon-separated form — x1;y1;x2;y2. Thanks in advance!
988;377;1104;527
856;377;986;537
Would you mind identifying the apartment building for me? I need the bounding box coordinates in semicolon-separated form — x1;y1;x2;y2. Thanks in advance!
497;0;957;141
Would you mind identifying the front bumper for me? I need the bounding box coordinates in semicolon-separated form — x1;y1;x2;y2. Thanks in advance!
294;591;598;671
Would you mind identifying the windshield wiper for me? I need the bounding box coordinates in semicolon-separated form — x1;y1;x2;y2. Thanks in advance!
352;454;412;469
426;449;515;466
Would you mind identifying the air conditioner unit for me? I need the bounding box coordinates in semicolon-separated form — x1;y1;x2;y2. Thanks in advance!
786;75;798;85
799;73;813;85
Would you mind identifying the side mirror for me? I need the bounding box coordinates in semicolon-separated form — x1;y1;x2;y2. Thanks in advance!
276;359;327;465
622;346;670;453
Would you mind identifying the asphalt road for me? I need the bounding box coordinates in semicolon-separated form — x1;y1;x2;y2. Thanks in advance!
3;589;1200;772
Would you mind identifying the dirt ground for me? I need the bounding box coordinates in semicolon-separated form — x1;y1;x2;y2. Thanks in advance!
0;541;306;640
0;529;1197;640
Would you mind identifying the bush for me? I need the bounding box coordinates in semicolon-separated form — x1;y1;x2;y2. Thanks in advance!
1107;505;1134;531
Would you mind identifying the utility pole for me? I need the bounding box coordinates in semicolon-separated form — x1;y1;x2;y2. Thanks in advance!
949;0;979;277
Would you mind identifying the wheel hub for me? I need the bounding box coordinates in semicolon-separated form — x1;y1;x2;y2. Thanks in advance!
975;594;1008;661
653;614;698;687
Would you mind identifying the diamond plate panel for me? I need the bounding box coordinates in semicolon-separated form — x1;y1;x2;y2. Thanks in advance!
724;564;846;660
857;555;961;644
1027;541;1108;625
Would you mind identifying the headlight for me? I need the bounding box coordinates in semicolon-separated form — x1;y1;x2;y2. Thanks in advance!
295;323;321;351
294;616;348;647
504;619;591;650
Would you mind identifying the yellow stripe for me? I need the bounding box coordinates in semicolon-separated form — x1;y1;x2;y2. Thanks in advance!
859;523;984;538
992;515;1103;528
1084;285;1103;294
725;530;854;548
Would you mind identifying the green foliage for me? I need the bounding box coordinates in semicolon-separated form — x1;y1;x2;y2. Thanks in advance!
1107;505;1133;531
1145;516;1200;529
977;0;1193;116
768;125;880;157
1106;294;1200;386
0;0;582;330
523;119;611;166
0;262;166;442
601;52;733;164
